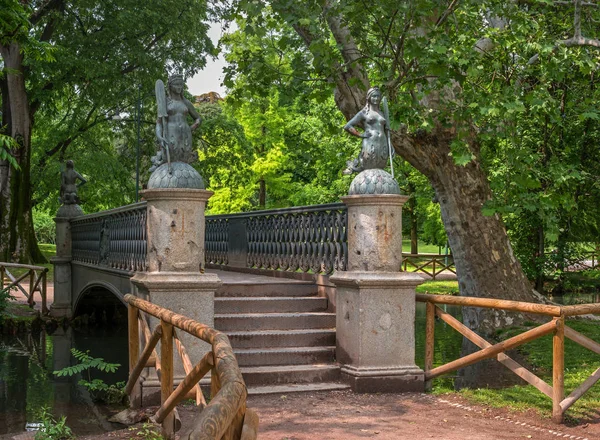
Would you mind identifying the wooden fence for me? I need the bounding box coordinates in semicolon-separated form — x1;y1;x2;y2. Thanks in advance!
0;262;48;314
417;293;600;423
402;254;455;280
124;294;258;439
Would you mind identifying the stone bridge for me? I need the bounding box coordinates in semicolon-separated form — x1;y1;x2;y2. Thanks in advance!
51;194;425;395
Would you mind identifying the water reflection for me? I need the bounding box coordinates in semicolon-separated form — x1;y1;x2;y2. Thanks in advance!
415;302;463;375
0;326;127;436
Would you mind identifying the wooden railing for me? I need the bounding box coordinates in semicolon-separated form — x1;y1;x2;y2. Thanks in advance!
417;293;600;423
124;294;258;439
403;253;455;280
0;262;49;314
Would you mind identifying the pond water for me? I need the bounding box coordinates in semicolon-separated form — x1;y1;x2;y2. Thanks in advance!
0;326;128;437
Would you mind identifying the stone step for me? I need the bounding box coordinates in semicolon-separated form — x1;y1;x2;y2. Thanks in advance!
227;329;336;349
247;382;350;395
217;282;318;298
240;364;341;386
215;296;328;314
215;312;336;331
234;346;335;367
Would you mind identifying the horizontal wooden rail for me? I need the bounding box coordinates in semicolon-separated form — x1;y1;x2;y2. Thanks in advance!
420;293;600;424
426;319;557;379
416;293;562;316
0;262;48;315
124;294;257;440
434;307;553;398
402;254;455;280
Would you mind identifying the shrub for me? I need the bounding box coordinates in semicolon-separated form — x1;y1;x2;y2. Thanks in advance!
34;407;74;440
53;348;126;405
33;210;56;244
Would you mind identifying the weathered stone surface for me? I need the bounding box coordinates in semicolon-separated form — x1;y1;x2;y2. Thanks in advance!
50;218;75;318
56;203;84;218
142;188;213;273
330;271;424;393
343;194;409;272
331;193;424;393
147;162;204;189
348;169;400;195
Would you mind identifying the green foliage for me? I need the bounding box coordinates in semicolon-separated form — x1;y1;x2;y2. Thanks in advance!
415;281;459;296
33;210;56;245
54;349;120;376
217;0;600;292
0;134;20;170
129;423;163;440
34;407;74;440
53;348;125;404
421;203;448;247
0;287;15;323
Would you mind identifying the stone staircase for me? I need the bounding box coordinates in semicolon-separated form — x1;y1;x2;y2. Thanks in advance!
214;277;349;394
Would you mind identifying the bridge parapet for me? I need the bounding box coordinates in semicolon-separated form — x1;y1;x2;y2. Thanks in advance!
206;203;349;275
71;202;148;272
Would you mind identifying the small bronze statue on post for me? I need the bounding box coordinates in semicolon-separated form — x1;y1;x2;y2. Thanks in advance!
342;87;399;195
150;73;202;174
59;160;87;205
343;86;395;177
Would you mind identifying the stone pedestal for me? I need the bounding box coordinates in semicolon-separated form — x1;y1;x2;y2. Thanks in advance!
130;187;222;403
50;217;75;318
330;194;425;392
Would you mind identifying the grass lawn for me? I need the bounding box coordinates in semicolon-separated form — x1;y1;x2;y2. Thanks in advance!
415;280;459;295
432;320;600;423
402;239;447;254
38;243;56;283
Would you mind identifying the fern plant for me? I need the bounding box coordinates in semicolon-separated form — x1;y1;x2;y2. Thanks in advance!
54;348;126;404
34;407;74;440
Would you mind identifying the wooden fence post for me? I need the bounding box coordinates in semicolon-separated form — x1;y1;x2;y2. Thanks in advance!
553;315;565;423
161;319;174;438
128;305;141;408
28;270;34;307
41;271;48;315
425;301;435;391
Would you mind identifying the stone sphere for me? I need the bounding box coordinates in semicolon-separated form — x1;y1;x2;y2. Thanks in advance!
147;162;204;189
56;204;84;218
348;169;400;195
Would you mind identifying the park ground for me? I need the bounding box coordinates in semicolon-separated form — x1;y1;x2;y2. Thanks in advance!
80;390;599;440
6;244;600;439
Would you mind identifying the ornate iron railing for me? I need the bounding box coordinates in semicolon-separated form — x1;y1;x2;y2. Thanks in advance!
205;217;229;266
71;202;147;272
206;203;348;275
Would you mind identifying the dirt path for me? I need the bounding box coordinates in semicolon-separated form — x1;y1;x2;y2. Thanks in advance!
80;390;599;440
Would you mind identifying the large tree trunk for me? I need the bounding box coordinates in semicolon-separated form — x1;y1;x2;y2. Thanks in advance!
0;42;45;263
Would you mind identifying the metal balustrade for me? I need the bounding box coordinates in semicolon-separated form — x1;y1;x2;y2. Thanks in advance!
71;202;147;273
206;203;348;275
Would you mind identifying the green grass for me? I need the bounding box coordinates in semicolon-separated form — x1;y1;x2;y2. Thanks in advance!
433;320;600;423
402;239;447;254
38;243;56;283
415;280;459;295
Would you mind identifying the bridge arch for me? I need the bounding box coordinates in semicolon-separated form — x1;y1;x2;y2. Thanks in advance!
73;280;127;325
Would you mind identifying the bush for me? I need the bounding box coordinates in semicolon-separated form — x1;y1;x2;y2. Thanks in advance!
33;210;56;244
0;287;15;323
34;407;74;440
53;348;126;405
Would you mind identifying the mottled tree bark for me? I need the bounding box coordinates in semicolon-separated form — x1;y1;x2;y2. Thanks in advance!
0;42;45;263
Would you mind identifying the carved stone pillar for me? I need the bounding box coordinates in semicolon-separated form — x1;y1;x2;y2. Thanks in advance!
50;204;83;318
130;187;222;403
330;193;425;392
